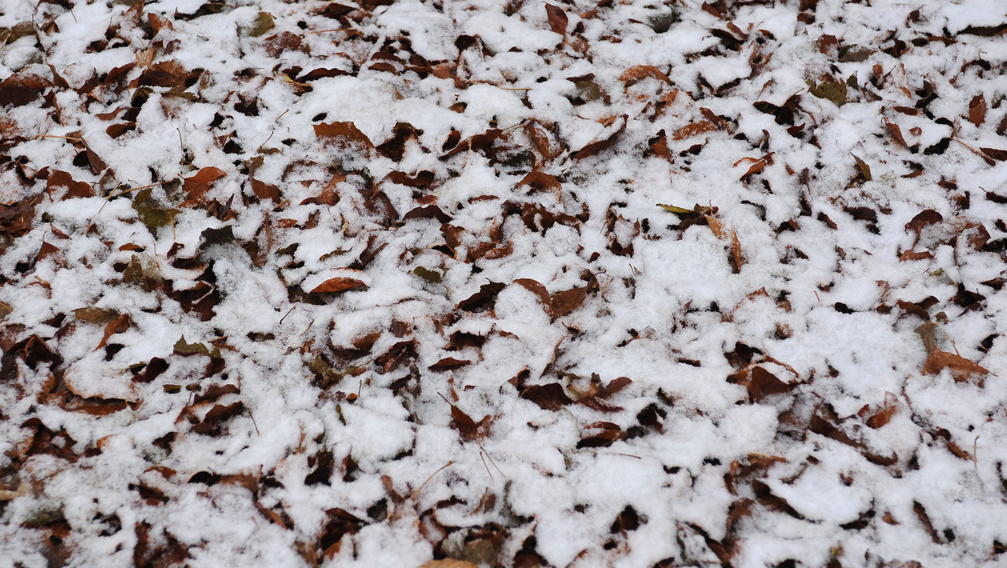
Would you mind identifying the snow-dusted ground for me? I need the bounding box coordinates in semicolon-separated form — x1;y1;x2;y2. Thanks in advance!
2;0;1007;566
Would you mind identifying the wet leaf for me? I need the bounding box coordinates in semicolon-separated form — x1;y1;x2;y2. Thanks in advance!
314;121;374;152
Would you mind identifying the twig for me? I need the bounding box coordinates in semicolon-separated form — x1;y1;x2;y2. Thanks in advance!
278;305;296;324
409;461;453;500
973;435;979;471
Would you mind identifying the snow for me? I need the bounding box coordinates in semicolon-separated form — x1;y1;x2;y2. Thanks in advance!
2;0;1007;566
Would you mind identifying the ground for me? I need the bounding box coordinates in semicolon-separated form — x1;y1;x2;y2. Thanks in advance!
1;0;1007;567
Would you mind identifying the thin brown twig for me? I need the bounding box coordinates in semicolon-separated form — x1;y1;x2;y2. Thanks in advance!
409;461;453;500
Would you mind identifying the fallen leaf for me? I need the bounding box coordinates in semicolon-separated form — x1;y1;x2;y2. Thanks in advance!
513;278;553;317
314;121;374;152
921;350;988;383
310;277;368;295
182;167;227;202
673;120;717;140
968;94;986;127
96;313;133;350
520;383;572;410
619;65;670;87
545;4;568;36
852;154;872;181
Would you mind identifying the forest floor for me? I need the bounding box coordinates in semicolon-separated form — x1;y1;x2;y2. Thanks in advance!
2;0;1007;566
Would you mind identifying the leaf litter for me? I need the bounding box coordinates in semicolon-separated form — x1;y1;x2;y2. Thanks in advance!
0;0;1006;567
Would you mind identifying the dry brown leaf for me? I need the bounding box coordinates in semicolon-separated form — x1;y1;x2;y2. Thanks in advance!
968;94;986;127
545;3;568;36
182;167;227;202
47;170;94;199
672;120;717;141
418;560;480;568
619;65;670;87
513;278;553;317
883;118;910;148
921;350;988;383
310;277;368;295
314;121;374;152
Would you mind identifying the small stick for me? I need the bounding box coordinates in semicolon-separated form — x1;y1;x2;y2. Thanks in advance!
410;461;453;500
278;306;296;324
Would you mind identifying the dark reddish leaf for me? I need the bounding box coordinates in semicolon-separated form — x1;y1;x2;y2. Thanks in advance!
594;377;632;399
314;121;374;152
305;447;334;486
106;122;136;139
673;120;717;140
513;278;553;317
429;357;471;371
37;240;59;262
517;171;562;196
905;210;942;236
309;277;368;295
883;118;910;148
135;60;187;88
636;403;665;434
577;421;625;448
403;204;451;223
46;170;93;199
97;313;133;350
980;147;1007;161
0;199;38;237
571;116;626;159
747;366;791;401
520;383;573;411
374;340;416;374
133;357;169;383
250;178;281;201
551;286;588;318
457;282;506;312
0;72;51;107
194;383;240;405
913;501;942;544
969;94;986;127
619;65;670;87
448;402;490;443
264;31;303;57
545;4;568;36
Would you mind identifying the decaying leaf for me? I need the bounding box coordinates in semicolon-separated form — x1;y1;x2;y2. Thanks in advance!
809;79;846;106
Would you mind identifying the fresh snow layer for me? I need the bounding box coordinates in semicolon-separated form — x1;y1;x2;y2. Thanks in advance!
1;0;1007;567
